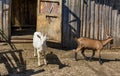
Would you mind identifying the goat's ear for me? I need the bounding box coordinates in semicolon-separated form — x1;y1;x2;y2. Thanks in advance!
106;34;111;38
37;35;41;39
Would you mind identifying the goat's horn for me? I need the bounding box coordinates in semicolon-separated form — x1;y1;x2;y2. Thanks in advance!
37;35;41;39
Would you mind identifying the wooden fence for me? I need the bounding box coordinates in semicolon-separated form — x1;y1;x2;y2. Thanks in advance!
79;0;120;49
62;0;120;49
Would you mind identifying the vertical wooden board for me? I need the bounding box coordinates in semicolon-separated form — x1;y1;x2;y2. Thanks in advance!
118;14;120;47
111;10;115;48
80;0;84;37
74;0;80;37
2;0;11;39
105;5;109;49
90;1;95;38
99;4;102;40
101;4;105;40
113;10;117;48
106;6;109;35
116;14;119;47
114;10;118;48
108;7;112;49
103;5;107;39
86;0;91;38
94;4;99;39
83;3;87;37
0;0;2;27
0;0;2;40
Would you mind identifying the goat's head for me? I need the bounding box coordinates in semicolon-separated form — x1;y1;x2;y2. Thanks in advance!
105;34;113;44
39;33;47;45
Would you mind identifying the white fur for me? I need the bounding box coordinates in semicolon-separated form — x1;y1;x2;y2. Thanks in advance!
33;32;47;66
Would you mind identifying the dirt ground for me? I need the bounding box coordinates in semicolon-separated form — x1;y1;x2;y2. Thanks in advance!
0;42;120;76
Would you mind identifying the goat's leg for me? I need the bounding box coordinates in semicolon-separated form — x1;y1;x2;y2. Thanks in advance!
81;48;88;60
89;49;95;61
74;47;81;61
98;50;102;65
34;48;37;57
37;51;41;66
43;51;47;65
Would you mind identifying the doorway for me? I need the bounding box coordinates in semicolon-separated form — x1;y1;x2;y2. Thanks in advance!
11;0;37;40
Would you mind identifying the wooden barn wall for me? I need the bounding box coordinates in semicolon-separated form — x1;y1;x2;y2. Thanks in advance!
62;0;120;49
11;0;37;27
62;0;80;48
0;0;11;40
0;0;2;27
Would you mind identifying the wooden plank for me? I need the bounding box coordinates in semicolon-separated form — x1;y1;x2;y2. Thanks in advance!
86;0;91;38
101;4;105;40
112;10;117;48
119;15;120;47
105;5;109;49
94;4;99;39
2;0;11;40
99;4;102;40
116;14;120;47
108;6;112;49
90;1;95;38
83;3;87;37
37;0;40;15
80;0;84;37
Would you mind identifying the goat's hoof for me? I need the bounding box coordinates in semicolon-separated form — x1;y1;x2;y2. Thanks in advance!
84;57;89;61
99;60;103;65
74;58;78;61
34;55;37;57
89;58;93;61
38;65;42;67
44;62;48;65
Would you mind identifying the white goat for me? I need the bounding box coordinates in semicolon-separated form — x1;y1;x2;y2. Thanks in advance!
33;32;47;66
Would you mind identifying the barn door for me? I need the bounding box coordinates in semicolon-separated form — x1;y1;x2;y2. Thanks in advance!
0;0;11;41
37;0;62;42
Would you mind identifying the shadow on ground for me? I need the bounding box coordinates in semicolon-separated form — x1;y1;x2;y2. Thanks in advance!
46;52;70;69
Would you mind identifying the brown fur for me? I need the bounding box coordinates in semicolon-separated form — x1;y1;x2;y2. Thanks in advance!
74;36;113;64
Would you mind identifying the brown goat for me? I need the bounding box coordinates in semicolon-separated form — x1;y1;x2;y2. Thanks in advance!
74;35;113;64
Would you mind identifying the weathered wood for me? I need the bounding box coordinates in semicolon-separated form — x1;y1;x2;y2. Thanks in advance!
108;6;112;49
112;10;117;48
94;4;99;39
99;4;102;40
86;0;91;38
90;1;95;38
2;0;11;40
80;0;84;37
101;4;105;40
116;14;119;47
83;3;87;37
